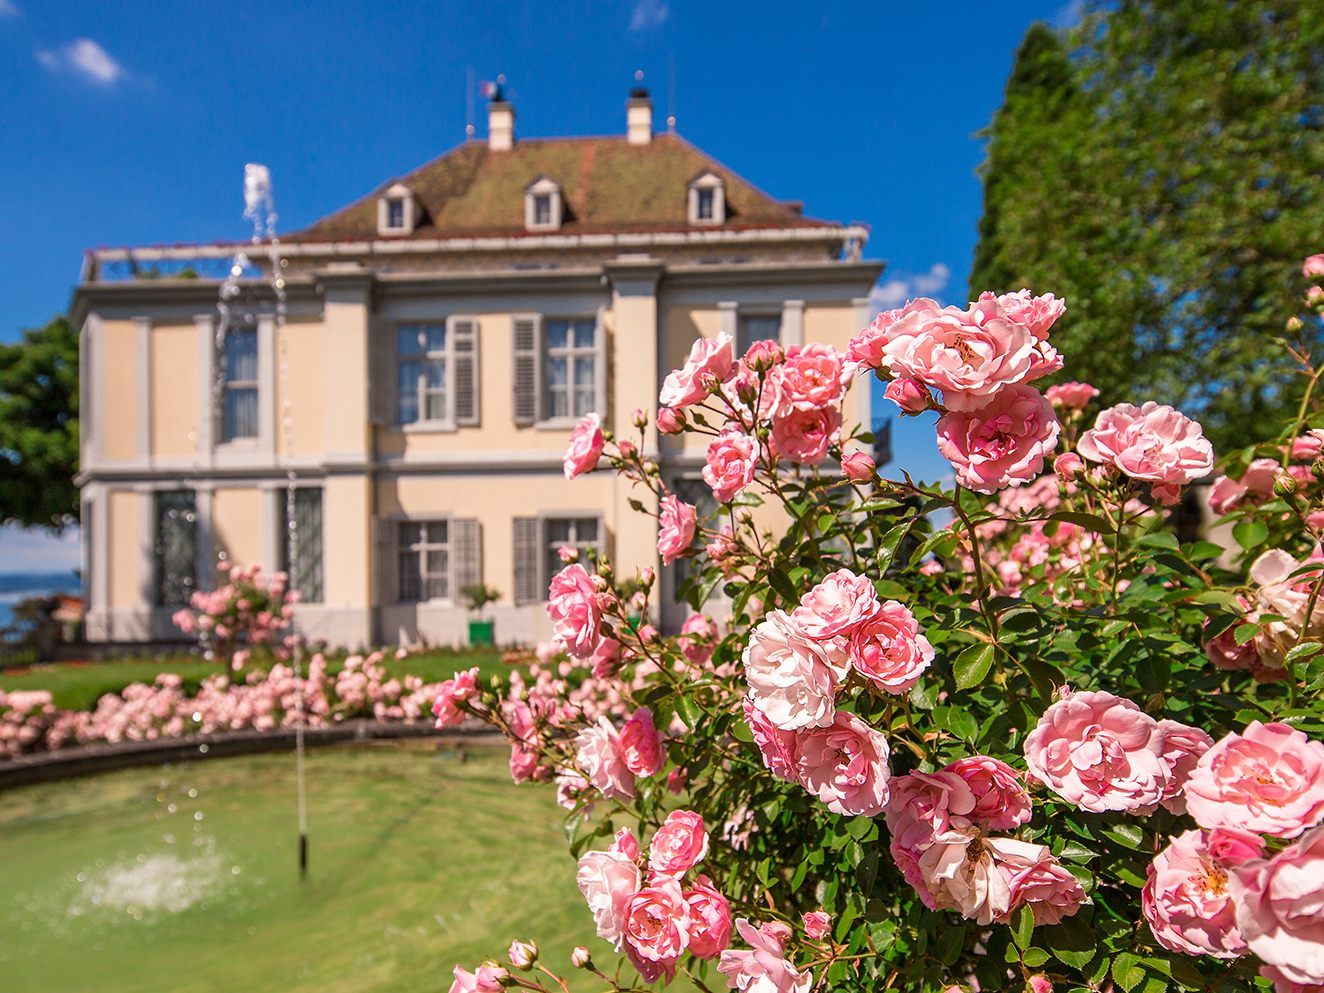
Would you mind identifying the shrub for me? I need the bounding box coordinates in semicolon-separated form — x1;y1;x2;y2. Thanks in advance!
439;261;1324;993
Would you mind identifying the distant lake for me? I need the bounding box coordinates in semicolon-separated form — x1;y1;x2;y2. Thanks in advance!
0;572;81;632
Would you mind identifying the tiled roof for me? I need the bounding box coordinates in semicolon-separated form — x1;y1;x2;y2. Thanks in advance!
292;133;839;241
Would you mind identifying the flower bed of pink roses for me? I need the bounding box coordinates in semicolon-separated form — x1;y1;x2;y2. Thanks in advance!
440;259;1324;993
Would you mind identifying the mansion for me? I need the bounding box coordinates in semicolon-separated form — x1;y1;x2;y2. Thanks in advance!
74;86;882;646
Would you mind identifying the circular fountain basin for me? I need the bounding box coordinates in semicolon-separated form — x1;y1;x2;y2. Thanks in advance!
1;742;589;993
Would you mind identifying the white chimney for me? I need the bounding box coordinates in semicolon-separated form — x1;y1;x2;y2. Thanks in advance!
627;91;652;146
489;99;515;151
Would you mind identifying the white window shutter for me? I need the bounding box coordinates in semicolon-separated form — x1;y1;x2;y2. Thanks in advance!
451;317;480;426
452;517;483;596
512;516;542;605
368;319;393;426
512;315;542;425
595;305;608;420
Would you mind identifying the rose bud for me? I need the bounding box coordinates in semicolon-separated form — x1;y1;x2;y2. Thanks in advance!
841;451;876;482
507;941;537;969
657;407;685;434
570;947;592;969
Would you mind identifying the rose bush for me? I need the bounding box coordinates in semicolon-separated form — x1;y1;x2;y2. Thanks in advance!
439;269;1324;993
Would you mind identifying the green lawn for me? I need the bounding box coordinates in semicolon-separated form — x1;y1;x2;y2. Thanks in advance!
0;742;605;993
0;649;511;712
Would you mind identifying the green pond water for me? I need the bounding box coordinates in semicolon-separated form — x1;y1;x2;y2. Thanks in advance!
0;742;592;993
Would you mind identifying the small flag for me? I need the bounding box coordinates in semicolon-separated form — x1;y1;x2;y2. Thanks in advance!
481;80;500;100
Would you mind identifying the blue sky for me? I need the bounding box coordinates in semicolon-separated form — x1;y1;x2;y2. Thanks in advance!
0;0;1072;570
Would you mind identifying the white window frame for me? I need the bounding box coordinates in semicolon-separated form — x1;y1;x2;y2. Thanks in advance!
377;183;417;236
540;316;602;425
524;176;563;232
396;517;454;604
395;316;477;431
687;172;726;226
220;324;259;444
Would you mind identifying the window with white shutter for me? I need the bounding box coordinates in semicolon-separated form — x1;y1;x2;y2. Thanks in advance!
512;315;542;426
452;518;483;596
394;316;481;428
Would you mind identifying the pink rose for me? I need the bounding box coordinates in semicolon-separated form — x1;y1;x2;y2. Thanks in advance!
1044;381;1098;411
1184;721;1324;838
743;339;785;372
1304;254;1324;279
546;564;602;659
448;964;508;993
917;831;1016;925
649;809;710;876
577;847;643;947
657;407;685;434
983;289;1066;340
563;412;605;479
884;375;933;414
718;918;813;993
623;877;691;963
575;717;636;800
848;600;934;695
684;875;733;959
660;334;735;409
1205;827;1267;866
431;666;479;728
742;610;849;731
1156;719;1214;815
840;450;876;482
1261;965;1324;993
778;343;851;410
1142;829;1247;958
1028;976;1054;993
1077;402;1214;499
657;494;697;566
874;297;1055;409
791;568;881;639
619;707;664;777
792;710;892;817
1001;843;1087;926
679;612;717;665
508;940;537;968
743;699;799;782
936;385;1060;493
798;912;832;943
944;755;1032;831
771;404;840;464
1231;825;1324;987
1208;457;1281;514
703;428;758;503
612;826;642;861
1293;430;1324;461
1023;690;1172;813
1053;452;1085;481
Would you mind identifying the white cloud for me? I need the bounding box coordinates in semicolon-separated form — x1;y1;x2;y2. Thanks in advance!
0;1;21;18
630;0;669;31
35;37;127;86
0;522;81;573
869;262;952;312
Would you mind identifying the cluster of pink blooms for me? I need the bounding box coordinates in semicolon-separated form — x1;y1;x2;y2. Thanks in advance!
1;652;446;759
885;755;1085;927
851;291;1214;502
1023;685;1324;990
171;563;296;654
1205;547;1324;681
740;568;932;816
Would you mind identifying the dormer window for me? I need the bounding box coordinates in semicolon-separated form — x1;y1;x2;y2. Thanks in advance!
524;176;563;232
688;171;726;226
377;182;417;236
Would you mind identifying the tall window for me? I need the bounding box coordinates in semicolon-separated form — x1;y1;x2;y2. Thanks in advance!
155;490;197;606
279;488;323;603
386;197;405;230
697;187;715;221
398;521;450;601
533;194;552;226
544;319;597;419
544;517;599;591
737;313;781;356
397;323;448;425
222;326;259;441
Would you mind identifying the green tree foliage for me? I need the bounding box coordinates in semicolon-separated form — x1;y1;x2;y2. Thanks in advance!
0;316;80;529
971;0;1324;452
